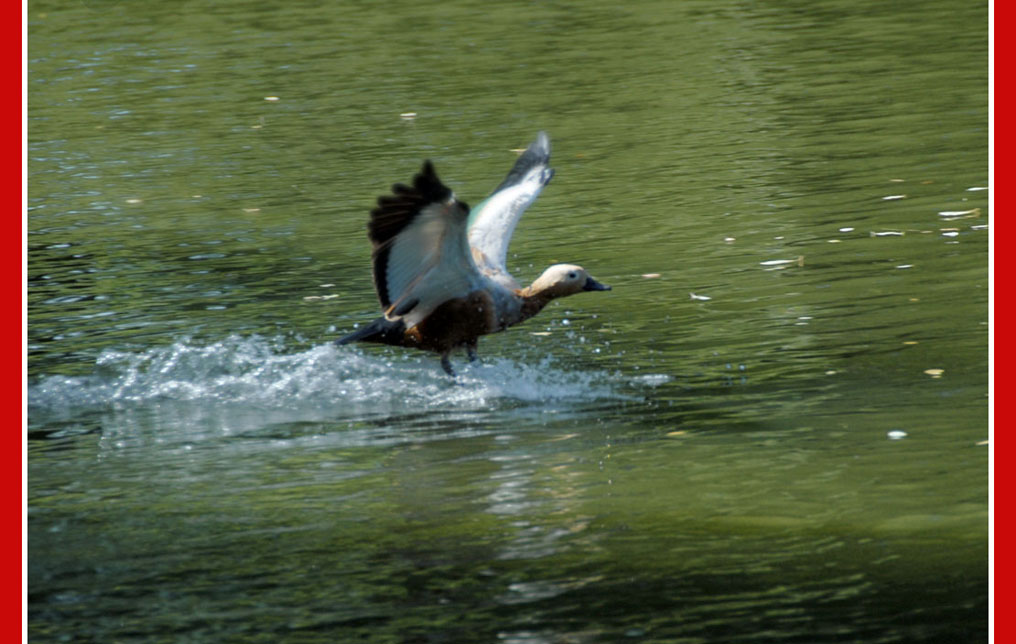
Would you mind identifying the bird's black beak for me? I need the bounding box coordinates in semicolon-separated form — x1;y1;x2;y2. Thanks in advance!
583;276;611;291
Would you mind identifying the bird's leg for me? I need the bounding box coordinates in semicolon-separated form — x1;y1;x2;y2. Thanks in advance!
466;342;478;363
440;353;456;377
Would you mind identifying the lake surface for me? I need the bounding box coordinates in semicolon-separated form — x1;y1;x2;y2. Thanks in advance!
28;0;988;642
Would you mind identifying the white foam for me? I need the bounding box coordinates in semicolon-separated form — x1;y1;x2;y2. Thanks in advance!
28;335;636;415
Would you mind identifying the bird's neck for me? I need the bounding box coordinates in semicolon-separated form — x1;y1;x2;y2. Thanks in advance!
517;286;555;323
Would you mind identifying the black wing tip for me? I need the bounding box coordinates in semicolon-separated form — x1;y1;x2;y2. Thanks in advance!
533;131;550;156
492;132;553;194
368;160;455;244
367;158;468;309
413;160;453;203
518;132;551;168
525;131;551;163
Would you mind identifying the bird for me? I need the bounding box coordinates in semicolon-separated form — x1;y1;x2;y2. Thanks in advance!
336;132;610;376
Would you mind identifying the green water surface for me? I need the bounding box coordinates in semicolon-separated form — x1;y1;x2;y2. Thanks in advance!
28;1;988;642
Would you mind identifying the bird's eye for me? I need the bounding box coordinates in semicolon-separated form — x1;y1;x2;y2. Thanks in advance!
568;272;577;279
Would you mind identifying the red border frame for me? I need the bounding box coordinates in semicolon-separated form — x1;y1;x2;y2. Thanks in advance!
988;2;997;642
15;2;996;643
19;2;27;642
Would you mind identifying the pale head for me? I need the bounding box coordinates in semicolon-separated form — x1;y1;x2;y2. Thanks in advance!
529;263;611;299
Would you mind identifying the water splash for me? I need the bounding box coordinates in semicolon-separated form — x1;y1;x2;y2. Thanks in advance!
28;335;635;415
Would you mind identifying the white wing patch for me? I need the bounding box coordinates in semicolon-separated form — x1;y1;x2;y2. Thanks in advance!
468;164;552;277
383;199;483;328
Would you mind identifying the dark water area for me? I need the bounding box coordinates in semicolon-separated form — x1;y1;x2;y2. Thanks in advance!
28;0;987;641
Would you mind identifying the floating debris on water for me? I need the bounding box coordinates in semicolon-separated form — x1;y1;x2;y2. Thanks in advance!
903;341;919;345
724;236;736;243
547;433;580;442
264;96;280;101
938;208;980;218
641;273;661;279
400;112;417;120
896;264;914;269
967;186;989;191
887;430;908;440
941;231;959;238
689;292;711;301
839;227;855;232
923;368;944;378
530;331;552;336
242;207;261;213
759;256;804;268
882;194;907;200
871;231;904;237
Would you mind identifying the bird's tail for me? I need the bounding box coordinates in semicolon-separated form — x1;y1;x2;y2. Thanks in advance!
336;316;406;346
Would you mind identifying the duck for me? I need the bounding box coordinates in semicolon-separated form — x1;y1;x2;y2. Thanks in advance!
337;132;610;376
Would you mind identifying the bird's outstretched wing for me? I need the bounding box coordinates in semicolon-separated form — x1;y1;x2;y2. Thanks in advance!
467;132;555;285
368;161;481;327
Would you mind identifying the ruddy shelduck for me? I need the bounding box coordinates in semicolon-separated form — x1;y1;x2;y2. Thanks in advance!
337;132;610;375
